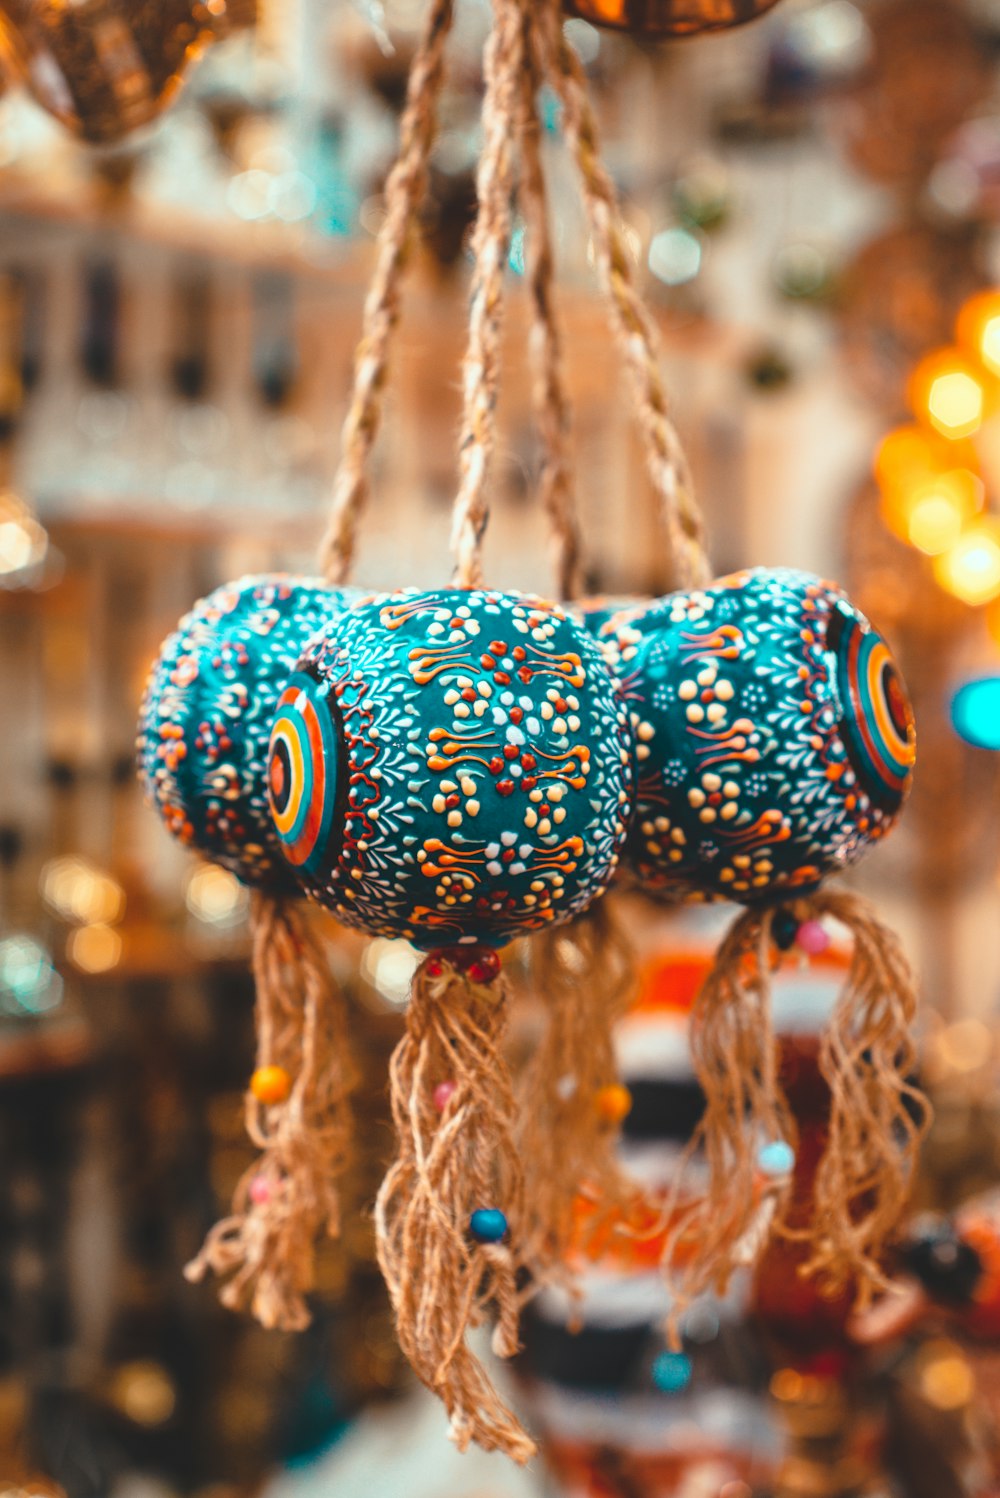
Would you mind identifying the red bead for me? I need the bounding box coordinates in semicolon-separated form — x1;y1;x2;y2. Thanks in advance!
467;950;501;984
434;1081;457;1111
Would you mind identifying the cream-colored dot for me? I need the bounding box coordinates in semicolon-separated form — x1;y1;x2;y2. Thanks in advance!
721;803;738;821
454;703;470;718
568;715;581;732
524;809;538;828
699;808;717;823
703;773;721;791
478;681;492;697
655;816;670;831
642;821;654;837
697;667;716;686
447;811;462;828
679;680;697;701
733;855;750;869
716;680;734;701
753;875;769;887
530;880;545;892
686;704;705;724
719;869;734;883
541;702;554;719
689;788;706;807
638;722;654;742
441;780;457;793
756;860;773;874
530;789;544;802
466;800;480;816
432;795;446;813
553;807;566;823
707;703;726;724
548;785;564;802
671;828;686;845
723;781;739;798
637;744;650;760
669;849;683;862
474;700;488;717
460;776;476;796
647;841;662;856
538;819;552;835
554;718;568;735
445;895;457;905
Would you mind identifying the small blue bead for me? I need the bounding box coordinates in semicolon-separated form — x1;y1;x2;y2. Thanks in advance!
469;1208;508;1244
652;1351;692;1394
758;1139;796;1177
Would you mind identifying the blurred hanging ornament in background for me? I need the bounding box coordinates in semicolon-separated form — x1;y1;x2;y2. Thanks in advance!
837;223;987;408
561;0;783;39
600;568;915;903
836;0;990;191
137;575;359;890
0;0;256;145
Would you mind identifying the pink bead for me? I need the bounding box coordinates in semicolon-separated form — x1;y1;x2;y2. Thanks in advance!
249;1175;272;1206
434;1081;457;1112
796;919;830;956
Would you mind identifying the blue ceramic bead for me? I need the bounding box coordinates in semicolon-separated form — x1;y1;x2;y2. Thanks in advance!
267;587;634;947
601;568;916;903
651;1350;692;1394
469;1208;508;1243
137;575;358;888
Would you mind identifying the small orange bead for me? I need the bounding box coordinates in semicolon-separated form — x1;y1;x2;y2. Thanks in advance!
595;1084;632;1125
251;1065;291;1105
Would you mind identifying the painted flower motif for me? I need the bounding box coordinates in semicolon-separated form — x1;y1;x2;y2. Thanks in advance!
687;771;742;825
667;591;715;624
677;659;735;728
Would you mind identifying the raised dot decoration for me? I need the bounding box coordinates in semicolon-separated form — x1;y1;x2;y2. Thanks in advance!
601;568;916;904
268;588;635;948
137;576;358;889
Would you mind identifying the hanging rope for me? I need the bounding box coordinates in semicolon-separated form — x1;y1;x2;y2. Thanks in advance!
320;0;456;586
533;0;711;593
516;6;581;602
186;894;354;1330
450;0;525;587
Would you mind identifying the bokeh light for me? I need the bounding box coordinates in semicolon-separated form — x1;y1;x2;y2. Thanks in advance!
67;923;123;975
957;289;1000;377
185;863;248;927
0;934;63;1015
906;469;984;555
910;350;986;440
934;519;1000;605
41;856;125;926
951;675;1000;750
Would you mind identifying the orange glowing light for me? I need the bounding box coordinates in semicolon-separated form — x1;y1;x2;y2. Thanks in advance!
910;350;987;440
906;469;984;555
934;519;1000;606
957;290;1000;378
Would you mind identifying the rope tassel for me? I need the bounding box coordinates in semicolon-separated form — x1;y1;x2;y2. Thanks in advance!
185;894;354;1330
662;891;930;1323
375;950;536;1464
519;903;637;1284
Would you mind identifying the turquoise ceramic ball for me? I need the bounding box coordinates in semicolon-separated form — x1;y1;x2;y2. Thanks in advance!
267;588;635;948
137;575;357;888
600;568;916;903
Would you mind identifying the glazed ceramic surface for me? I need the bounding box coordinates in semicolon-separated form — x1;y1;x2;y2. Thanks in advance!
601;568;915;902
268;588;634;947
137;575;357;888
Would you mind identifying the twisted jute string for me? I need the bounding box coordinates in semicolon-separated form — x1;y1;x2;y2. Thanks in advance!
519;901;637;1288
658;890;930;1337
450;0;525;588
533;0;711;594
208;0;457;1332
375;954;536;1462
515;1;581;604
185;893;355;1330
320;0;455;586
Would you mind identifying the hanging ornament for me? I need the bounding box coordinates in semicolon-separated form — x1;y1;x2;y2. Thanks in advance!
138;574;358;1330
601;568;916;903
0;0;255;145
268;587;633;946
562;0;783;39
141;0;931;1466
138;575;358;890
